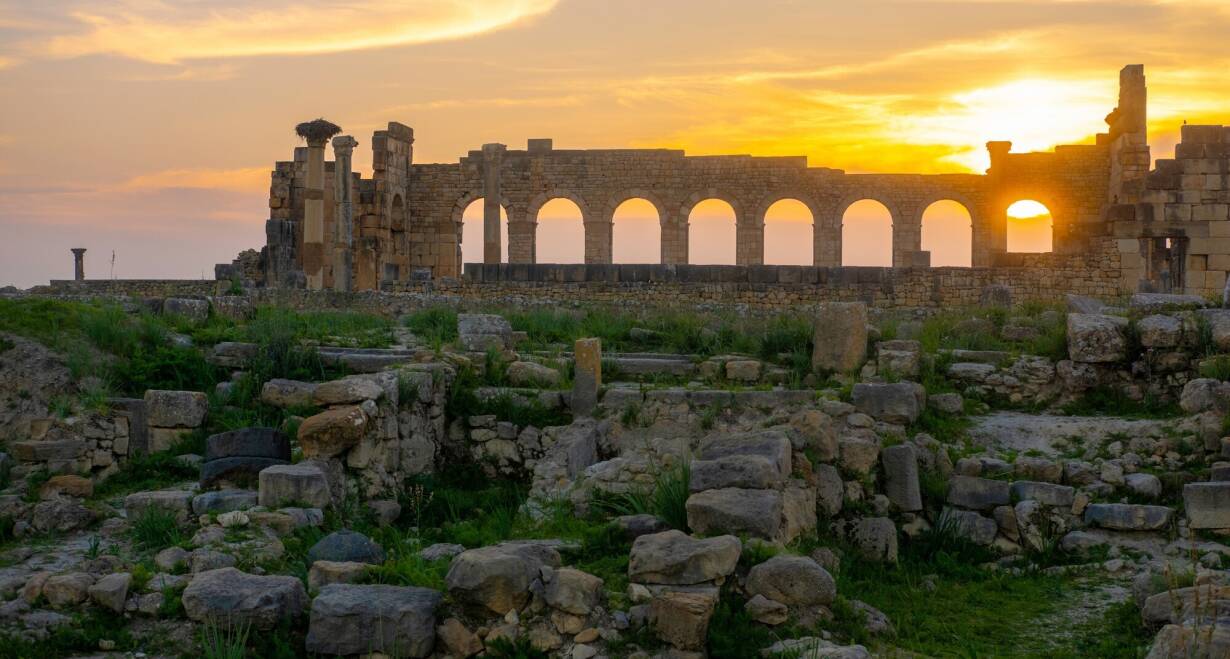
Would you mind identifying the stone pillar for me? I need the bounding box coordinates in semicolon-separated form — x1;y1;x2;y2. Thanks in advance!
572;338;602;417
331;136;358;292
736;219;763;265
661;214;689;264
584;220;612;264
70;248;86;281
481;143;506;264
815;215;841;267
303;136;329;290
507;216;537;264
892;215;921;268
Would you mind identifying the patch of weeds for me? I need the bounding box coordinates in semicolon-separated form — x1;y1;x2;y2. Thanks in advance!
1061;386;1182;418
23;468;51;503
404;306;459;347
485;635;551;658
201;617;250;659
1043;599;1151;658
699;403;722;430
592;461;691;531
93;450;199;499
909;408;970;443
0;336;13;353
0;610;135;658
129;508;184;553
707;583;786;659
1199;354;1230;380
447;366;571;428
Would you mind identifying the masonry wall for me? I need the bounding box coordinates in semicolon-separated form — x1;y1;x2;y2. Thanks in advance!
43;238;1124;312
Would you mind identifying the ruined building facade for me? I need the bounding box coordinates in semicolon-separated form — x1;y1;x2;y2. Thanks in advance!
231;65;1230;298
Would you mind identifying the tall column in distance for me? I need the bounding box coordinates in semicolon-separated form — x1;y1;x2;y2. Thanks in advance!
295;119;342;290
71;248;86;281
481;143;506;265
332;135;358;292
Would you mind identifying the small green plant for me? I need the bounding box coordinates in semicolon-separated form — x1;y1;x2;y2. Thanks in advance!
1199;355;1230;380
201;617;251;659
129;508;183;553
484;635;550;659
84;535;101;560
225;278;245;296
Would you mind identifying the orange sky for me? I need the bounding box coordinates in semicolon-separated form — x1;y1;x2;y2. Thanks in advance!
2;0;1228;284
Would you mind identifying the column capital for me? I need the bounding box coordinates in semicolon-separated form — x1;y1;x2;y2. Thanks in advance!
71;247;87;256
332;135;359;156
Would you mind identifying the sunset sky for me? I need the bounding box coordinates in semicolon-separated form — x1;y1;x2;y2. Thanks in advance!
2;0;1228;285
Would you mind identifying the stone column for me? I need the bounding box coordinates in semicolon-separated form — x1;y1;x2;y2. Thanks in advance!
736;219;763;265
507;214;537;264
303;136;329;290
331;136;358;292
71;248;86;281
572;338;602;417
661;214;689;264
584;220;613;264
481;143;506;264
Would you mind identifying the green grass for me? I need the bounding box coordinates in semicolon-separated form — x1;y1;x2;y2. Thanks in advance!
1060;386;1182;418
201;618;251;659
591;460;692;531
129;508;184;553
93;448;200;499
0;610;135;658
404;306;458;348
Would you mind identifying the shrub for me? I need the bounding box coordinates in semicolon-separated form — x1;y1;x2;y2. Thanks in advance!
1199;355;1230;381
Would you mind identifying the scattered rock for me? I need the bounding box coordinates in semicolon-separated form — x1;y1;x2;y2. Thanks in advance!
307;529;385;565
746;555;835;606
627;530;741;585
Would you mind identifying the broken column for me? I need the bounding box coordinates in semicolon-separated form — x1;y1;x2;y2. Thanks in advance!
332;135;358;293
481;143;506;265
572;338;602;417
295;119;342;290
70;248;86;281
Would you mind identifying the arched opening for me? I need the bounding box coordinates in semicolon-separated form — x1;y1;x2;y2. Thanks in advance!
921;200;973;267
536;198;585;263
460;198;508;264
688;199;737;265
842;199;893;266
764;199;814;266
386;194;407;281
1007;200;1053;253
613;198;661;263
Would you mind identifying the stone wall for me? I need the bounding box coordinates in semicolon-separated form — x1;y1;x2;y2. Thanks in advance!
32;239;1125;313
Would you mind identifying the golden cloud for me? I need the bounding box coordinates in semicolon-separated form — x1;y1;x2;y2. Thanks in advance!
25;0;559;64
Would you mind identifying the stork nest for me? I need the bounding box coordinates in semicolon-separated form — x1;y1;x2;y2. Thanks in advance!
295;118;342;143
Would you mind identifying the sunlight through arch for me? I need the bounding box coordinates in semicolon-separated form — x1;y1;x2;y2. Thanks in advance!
536;198;585;263
921;200;972;267
1007;200;1053;253
613;198;661;263
842;200;893;266
688;199;737;265
460;198;507;264
764;199;813;265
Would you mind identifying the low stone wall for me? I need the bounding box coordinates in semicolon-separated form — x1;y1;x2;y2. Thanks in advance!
27;240;1124;313
41;279;223;297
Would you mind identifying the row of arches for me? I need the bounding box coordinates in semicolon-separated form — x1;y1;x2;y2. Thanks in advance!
459;198;1054;266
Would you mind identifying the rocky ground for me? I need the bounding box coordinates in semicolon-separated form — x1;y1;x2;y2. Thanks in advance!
0;291;1228;658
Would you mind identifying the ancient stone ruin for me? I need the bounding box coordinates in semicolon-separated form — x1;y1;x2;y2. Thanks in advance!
208;65;1222;303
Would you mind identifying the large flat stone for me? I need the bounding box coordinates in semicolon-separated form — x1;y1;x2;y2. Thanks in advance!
1083;503;1173;531
1183;482;1230;529
946;476;1011;511
205;428;291;462
182;568;307;630
304;584;441;657
144;390;208;428
1009;481;1075;507
686;488;783;540
627;530;740;585
258;463;331;509
851;382;925;424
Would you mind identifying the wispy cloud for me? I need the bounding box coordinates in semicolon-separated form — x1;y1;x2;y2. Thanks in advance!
9;0;559;64
119;167;269;193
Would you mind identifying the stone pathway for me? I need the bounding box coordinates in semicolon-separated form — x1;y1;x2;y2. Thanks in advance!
967;412;1171;457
